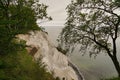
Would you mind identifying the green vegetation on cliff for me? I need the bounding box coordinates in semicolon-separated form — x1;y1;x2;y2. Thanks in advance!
0;0;57;80
0;0;51;55
0;48;56;80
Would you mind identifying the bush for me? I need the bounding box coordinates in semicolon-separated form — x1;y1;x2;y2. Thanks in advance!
0;49;56;80
56;45;68;55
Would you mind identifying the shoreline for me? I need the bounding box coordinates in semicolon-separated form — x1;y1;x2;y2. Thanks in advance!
68;61;85;80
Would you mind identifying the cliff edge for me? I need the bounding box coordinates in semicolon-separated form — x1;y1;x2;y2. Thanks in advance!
18;31;84;80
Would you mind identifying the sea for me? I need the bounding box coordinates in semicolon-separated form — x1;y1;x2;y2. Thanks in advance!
43;26;120;80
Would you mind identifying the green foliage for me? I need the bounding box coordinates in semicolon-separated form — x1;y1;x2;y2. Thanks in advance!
59;0;120;55
0;0;55;80
0;48;56;80
0;0;51;55
115;0;120;7
58;0;120;77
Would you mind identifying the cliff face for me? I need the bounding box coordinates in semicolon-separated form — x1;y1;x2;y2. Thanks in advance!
18;31;79;80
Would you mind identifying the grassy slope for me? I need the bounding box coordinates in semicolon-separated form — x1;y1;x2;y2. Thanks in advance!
0;48;58;80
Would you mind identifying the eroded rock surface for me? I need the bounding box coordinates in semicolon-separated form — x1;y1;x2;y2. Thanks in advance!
19;31;83;80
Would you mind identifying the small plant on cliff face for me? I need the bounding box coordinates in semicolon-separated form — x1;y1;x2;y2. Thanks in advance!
56;44;68;55
55;77;61;80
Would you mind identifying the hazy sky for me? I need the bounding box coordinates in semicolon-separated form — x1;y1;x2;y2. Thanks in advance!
38;0;71;27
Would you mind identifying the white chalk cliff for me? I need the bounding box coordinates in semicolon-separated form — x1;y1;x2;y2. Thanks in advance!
18;31;83;80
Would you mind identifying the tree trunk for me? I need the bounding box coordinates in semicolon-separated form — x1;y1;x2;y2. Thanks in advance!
111;35;120;77
111;56;120;77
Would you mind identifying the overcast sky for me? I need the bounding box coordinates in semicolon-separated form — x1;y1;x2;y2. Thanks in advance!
38;0;71;27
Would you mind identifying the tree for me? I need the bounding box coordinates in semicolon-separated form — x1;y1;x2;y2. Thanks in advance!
0;1;57;80
0;0;51;55
58;0;120;77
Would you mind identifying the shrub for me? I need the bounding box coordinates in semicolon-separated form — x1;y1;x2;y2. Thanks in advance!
0;48;56;80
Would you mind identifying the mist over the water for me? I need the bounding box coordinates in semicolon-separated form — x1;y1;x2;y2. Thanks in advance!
44;26;120;80
39;0;120;79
